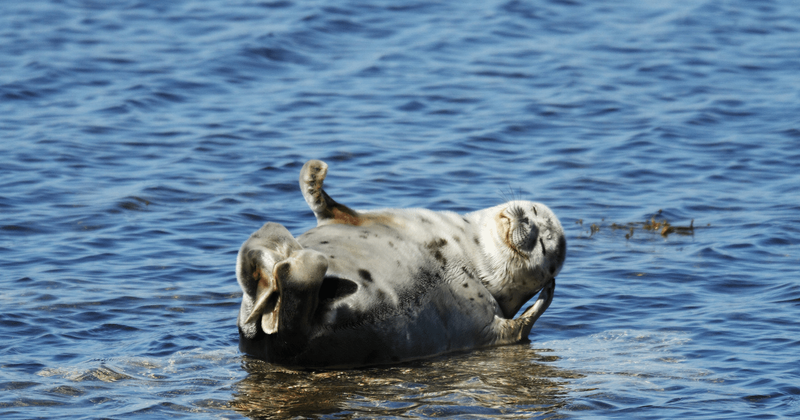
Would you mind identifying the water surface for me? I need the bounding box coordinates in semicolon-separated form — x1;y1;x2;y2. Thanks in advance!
2;0;799;418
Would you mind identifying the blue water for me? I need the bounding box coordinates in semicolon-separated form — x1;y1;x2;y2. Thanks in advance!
2;0;799;418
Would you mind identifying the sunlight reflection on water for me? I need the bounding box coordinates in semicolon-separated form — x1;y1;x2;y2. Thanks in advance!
2;0;800;418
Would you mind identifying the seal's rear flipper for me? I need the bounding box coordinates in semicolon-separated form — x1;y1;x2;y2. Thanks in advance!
492;278;555;344
300;160;362;226
236;223;303;338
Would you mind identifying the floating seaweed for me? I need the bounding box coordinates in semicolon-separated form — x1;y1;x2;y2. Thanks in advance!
583;210;705;239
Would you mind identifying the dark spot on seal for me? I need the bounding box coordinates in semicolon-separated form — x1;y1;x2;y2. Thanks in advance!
377;289;387;301
532;205;538;216
540;237;546;255
474;237;480;245
318;277;358;304
319;240;329;244
358;269;373;282
388;241;394;248
478;293;484;298
425;238;448;266
469;297;475;301
460;266;475;279
462;217;470;224
462;283;469;288
359;231;369;239
434;250;446;265
329;255;335;259
420;217;433;224
453;236;461;243
426;238;447;248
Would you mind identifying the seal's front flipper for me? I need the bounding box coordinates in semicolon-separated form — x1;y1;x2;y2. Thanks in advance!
299;160;362;226
492;278;555;344
516;278;555;337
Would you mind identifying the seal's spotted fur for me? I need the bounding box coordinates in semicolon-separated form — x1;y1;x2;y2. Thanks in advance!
236;160;566;368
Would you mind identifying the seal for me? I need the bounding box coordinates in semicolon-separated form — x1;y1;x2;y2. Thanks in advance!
236;160;566;368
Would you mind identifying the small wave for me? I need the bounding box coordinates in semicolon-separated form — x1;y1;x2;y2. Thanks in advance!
37;364;135;383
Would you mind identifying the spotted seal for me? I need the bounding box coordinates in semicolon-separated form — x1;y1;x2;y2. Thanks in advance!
236;160;566;368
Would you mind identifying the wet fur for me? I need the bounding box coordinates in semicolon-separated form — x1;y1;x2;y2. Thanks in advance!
235;160;565;368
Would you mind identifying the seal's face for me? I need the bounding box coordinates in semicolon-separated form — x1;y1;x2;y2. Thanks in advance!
476;200;566;318
499;202;540;256
499;200;566;275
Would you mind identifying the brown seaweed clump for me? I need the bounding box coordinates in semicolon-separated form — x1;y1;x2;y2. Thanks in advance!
581;210;704;239
640;216;695;237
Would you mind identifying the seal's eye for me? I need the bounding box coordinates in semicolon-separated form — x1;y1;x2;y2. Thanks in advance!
521;217;529;225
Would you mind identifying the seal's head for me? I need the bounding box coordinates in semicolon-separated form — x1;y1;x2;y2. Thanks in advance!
474;200;566;319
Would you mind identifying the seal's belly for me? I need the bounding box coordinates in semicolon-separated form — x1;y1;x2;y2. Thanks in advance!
290;219;502;367
292;286;500;367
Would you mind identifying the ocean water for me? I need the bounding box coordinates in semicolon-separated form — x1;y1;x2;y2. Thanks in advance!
2;0;799;418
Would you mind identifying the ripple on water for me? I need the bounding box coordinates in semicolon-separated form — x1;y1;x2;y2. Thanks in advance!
2;0;800;418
